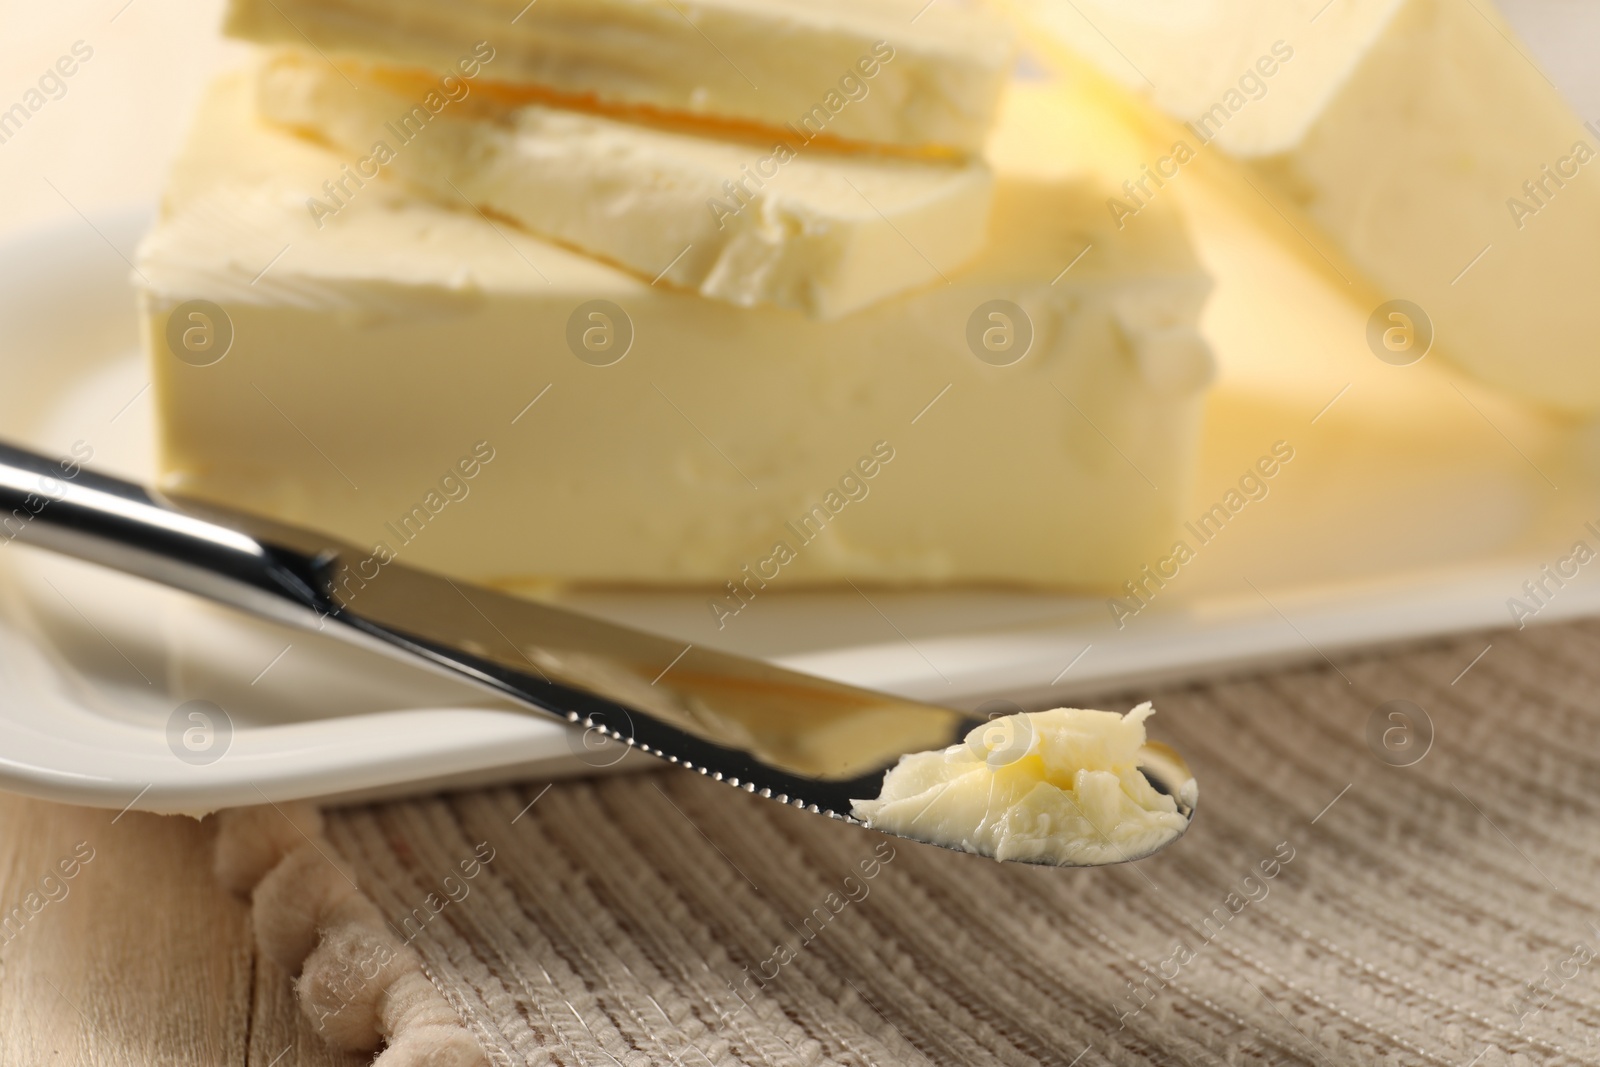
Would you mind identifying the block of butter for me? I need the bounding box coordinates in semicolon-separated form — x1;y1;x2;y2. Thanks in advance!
137;70;1212;592
1011;0;1600;412
255;50;995;319
223;0;1016;154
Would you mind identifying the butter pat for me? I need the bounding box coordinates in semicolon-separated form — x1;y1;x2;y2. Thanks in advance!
1013;0;1600;411
256;51;994;318
139;72;1211;590
852;703;1194;865
224;0;1015;153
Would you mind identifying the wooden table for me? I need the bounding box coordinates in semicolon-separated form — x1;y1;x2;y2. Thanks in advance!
0;793;362;1066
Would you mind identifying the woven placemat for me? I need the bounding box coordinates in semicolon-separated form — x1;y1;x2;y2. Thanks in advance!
318;619;1600;1066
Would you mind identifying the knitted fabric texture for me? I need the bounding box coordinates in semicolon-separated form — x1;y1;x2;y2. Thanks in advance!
236;618;1600;1065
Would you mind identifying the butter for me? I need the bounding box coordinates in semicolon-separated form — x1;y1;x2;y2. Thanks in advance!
223;0;1016;153
1012;0;1600;412
851;703;1194;865
139;70;1212;590
255;50;995;318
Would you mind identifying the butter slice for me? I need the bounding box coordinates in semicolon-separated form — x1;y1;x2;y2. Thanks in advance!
1014;0;1600;412
255;51;994;319
852;703;1193;865
139;71;1211;590
223;0;1015;153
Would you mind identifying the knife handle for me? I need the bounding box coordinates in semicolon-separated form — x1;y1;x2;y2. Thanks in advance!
0;438;330;630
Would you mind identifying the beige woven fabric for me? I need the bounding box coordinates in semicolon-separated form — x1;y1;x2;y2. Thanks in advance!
322;619;1600;1066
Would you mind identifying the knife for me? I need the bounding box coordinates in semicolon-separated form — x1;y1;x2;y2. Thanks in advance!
0;439;1193;865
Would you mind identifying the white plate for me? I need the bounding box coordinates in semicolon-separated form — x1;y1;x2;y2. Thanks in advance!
3;207;1599;815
